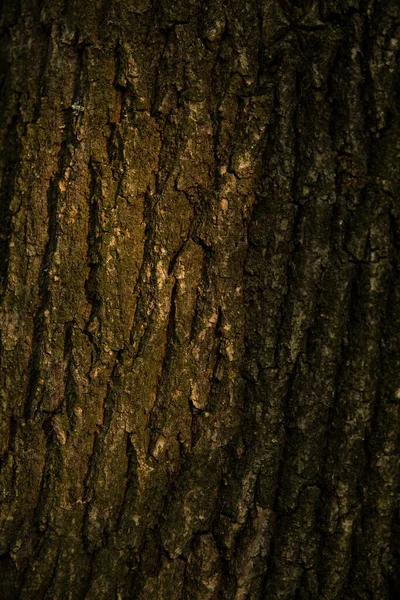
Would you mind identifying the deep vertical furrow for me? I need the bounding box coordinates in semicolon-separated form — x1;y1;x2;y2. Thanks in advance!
260;12;375;598
0;6;51;301
84;159;103;358
339;2;400;593
345;264;400;598
19;38;91;590
0;105;23;301
23;140;68;421
0;9;65;568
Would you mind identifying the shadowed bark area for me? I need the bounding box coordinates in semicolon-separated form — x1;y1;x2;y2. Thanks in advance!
0;0;399;598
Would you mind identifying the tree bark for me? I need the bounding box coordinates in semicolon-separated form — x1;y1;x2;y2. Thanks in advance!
0;0;399;598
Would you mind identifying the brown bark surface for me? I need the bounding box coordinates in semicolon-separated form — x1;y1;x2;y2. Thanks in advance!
0;0;399;598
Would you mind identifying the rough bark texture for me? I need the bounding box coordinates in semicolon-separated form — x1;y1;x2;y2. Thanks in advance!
0;0;399;598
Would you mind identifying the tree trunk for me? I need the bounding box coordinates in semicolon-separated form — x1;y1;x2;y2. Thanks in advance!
0;0;399;598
